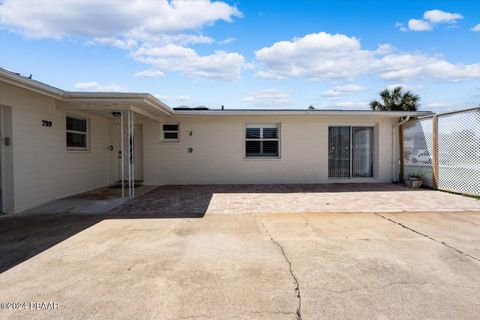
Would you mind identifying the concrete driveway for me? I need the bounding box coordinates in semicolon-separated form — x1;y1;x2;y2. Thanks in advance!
1;210;480;319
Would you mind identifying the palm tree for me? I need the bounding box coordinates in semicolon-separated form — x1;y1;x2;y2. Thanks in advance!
369;86;420;111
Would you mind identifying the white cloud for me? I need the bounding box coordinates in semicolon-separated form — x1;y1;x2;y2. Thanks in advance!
155;94;190;103
408;19;433;31
254;32;480;82
379;54;480;81
375;43;395;55
0;0;241;38
321;84;364;97
472;24;480;32
423;9;463;24
255;32;374;80
423;102;460;112
124;31;215;46
133;44;245;80
332;100;368;110
403;9;463;32
243;89;291;108
0;0;245;80
74;81;126;92
395;22;408;32
134;70;165;78
386;83;422;91
219;37;236;44
88;37;137;49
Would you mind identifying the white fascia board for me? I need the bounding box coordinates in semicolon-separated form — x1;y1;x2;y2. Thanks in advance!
171;110;434;117
0;68;64;99
61;92;173;116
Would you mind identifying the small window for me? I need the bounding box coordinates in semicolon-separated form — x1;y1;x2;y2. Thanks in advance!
162;123;179;141
66;115;88;150
245;124;280;158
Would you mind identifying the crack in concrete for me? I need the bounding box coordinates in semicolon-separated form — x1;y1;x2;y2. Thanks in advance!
254;215;302;320
375;213;480;263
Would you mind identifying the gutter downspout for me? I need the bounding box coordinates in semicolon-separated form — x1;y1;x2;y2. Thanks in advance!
392;116;411;182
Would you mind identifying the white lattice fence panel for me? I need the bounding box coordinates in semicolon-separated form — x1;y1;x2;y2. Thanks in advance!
437;108;480;196
403;118;434;187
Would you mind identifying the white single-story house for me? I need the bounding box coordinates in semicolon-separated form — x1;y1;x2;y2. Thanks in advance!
0;68;432;214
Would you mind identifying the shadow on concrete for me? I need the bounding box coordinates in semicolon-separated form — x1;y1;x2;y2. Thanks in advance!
0;183;422;273
0;214;102;273
0;211;207;273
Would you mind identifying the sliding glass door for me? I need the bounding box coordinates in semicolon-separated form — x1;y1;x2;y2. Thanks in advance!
352;127;374;177
328;127;351;177
328;126;374;178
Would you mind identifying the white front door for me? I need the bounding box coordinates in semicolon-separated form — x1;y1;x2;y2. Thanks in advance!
0;107;3;213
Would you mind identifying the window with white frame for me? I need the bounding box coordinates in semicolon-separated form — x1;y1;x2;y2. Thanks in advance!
162;123;179;141
66;115;89;150
245;124;280;158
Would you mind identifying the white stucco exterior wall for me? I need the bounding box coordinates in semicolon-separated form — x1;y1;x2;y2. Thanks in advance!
143;115;398;185
0;83;115;212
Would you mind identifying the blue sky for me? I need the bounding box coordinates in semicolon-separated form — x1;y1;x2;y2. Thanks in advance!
1;0;479;111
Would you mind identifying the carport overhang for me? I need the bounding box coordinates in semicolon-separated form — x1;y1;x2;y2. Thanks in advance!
56;92;173;121
54;93;174;200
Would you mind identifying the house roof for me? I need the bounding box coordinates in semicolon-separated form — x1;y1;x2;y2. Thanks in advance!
172;109;432;117
0;68;433;118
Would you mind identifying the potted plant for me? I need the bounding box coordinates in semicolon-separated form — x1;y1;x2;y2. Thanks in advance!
405;174;423;188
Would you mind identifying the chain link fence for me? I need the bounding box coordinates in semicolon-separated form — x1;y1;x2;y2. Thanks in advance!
402;107;480;196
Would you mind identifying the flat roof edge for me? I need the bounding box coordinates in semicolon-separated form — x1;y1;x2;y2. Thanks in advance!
171;110;434;117
0;68;65;98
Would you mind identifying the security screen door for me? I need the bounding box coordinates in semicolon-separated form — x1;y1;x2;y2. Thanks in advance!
0;108;2;213
328;126;374;178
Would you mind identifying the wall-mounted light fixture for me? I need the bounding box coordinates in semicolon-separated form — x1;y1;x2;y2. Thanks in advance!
187;147;193;153
111;112;122;119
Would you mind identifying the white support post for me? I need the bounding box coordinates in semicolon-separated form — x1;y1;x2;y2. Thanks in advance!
132;111;135;198
120;111;125;199
127;110;132;198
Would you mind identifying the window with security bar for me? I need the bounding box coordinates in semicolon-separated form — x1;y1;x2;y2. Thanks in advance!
245;124;280;158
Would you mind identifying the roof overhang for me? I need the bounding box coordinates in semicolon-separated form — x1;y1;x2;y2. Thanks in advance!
0;68;64;99
58;92;173;119
172;110;434;117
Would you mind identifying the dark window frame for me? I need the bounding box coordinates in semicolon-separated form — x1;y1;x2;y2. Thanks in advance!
245;124;280;159
162;123;180;141
328;126;375;178
66;114;89;150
